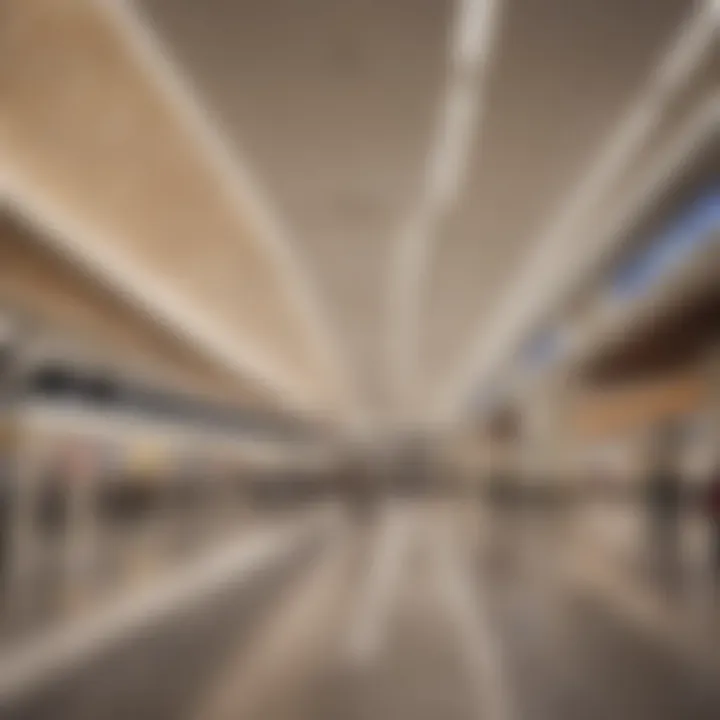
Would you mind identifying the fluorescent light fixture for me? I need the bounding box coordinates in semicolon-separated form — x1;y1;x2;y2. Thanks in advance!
388;0;503;417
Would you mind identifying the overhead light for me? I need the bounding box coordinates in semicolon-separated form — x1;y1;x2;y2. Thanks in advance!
388;0;503;416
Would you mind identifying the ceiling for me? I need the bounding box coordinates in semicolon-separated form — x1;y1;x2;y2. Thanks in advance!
1;0;716;431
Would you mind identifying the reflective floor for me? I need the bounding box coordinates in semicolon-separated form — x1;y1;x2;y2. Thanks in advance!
5;499;720;720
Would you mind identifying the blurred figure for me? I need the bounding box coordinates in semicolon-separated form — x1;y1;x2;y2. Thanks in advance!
339;455;378;522
704;460;720;582
0;448;10;591
646;423;683;595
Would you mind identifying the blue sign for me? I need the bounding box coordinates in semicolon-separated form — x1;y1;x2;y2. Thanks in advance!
611;188;720;300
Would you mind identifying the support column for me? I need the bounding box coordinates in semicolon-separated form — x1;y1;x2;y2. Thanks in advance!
64;439;98;610
705;345;720;457
9;433;44;613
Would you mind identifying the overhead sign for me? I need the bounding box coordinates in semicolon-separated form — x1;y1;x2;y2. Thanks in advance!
611;188;720;300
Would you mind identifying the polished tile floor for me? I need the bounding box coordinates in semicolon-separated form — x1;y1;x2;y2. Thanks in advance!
5;499;720;720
